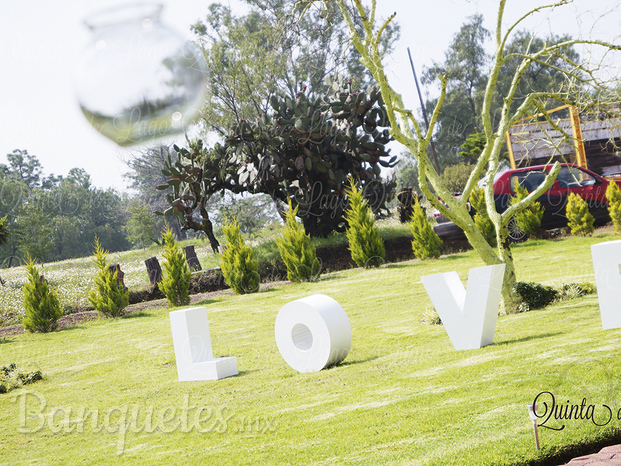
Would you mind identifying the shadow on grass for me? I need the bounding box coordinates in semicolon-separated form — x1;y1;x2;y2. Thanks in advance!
333;356;380;368
494;332;563;346
524;428;621;466
194;298;225;307
57;325;87;333
124;312;153;319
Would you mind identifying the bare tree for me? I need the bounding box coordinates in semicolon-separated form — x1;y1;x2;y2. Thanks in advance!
298;0;621;309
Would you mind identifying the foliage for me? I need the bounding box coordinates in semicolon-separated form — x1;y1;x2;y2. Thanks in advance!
458;132;487;159
126;202;157;249
512;281;559;311
158;77;397;242
345;178;385;268
87;237;129;318
509;184;544;236
408;198;442;260
219;218;260;294
275;202;320;282
318;0;618;308
22;258;63;333
0;363;43;394
556;282;597;301
566;192;595;236
191;1;399;136
469;187;496;247
606;181;621;234
0;153;130;267
440;163;473;193
158;225;191;307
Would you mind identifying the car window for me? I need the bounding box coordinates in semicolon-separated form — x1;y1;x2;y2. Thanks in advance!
510;171;547;192
556;166;596;187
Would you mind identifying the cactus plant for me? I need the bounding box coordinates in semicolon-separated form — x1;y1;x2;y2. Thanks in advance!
157;77;397;242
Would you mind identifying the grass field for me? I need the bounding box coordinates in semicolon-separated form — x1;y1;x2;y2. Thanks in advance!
1;227;621;464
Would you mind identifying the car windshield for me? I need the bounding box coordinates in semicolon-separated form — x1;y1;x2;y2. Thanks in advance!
510;171;547;192
556;166;596;187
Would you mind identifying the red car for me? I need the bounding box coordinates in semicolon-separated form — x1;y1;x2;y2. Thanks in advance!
434;163;620;242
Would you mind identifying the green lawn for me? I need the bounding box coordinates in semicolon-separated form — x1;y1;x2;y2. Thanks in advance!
2;230;621;464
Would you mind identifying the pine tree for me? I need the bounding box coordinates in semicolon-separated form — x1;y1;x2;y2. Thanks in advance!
158;225;191;307
510;184;544;236
276;202;321;282
22;258;63;333
606;181;621;234
409;198;443;259
566;192;595;236
220;218;260;294
345;178;385;268
88;237;129;318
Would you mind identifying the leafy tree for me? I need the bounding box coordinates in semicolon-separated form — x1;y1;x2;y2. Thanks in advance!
276;201;320;281
191;1;399;136
313;0;619;308
344;178;385;268
159;225;191;307
126;202;157;249
22;258;62;333
440;163;473;194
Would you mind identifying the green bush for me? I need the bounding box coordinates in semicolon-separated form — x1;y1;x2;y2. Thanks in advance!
469;187;496;247
440;163;472;193
88;237;129;318
345;178;385;268
510;184;544;236
606;181;621;234
276;202;321;282
220;218;260;294
513;281;559;311
566;192;595;236
408;197;442;259
0;363;43;394
22;258;63;333
158;225;191;307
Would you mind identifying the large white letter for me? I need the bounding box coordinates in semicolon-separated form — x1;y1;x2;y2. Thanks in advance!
421;264;505;350
169;307;238;381
591;240;621;329
275;294;351;373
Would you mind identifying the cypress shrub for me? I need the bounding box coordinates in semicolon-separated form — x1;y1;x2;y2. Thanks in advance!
345;178;385;268
88;237;129;317
22;259;63;333
220;218;260;294
566;192;595;236
276;202;321;282
606;181;621;234
408;197;443;259
158;225;191;307
513;281;559;310
510;184;544;236
469;187;496;246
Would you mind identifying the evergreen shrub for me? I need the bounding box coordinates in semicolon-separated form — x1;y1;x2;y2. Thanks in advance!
408;197;442;259
606;181;621;234
276;202;321;282
22;259;63;333
510;184;544;236
345;178;385;268
159;225;191;306
88;237;129;318
566;192;595;236
469;187;496;247
220;218;260;294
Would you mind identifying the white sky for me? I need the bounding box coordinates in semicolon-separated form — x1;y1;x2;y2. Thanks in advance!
0;0;619;191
